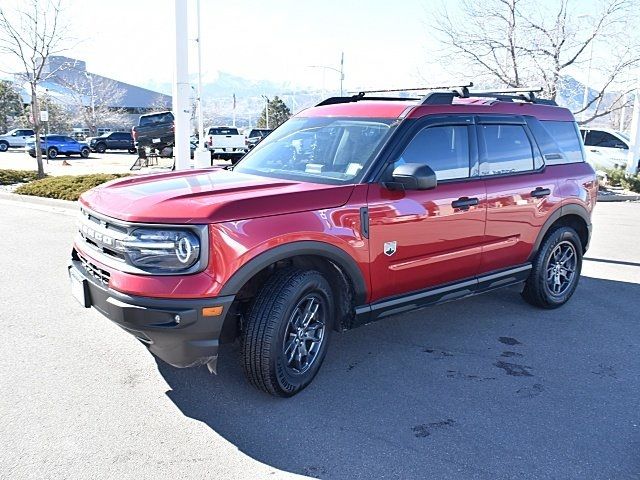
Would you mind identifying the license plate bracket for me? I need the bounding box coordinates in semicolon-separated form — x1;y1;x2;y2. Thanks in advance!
69;267;90;308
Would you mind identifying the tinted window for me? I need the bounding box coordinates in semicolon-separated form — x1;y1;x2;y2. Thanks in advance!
541;121;584;164
63;137;75;142
395;125;470;180
480;124;534;175
209;127;239;135
584;130;627;149
140;112;173;126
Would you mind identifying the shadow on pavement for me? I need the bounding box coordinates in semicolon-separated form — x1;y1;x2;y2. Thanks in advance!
155;276;640;479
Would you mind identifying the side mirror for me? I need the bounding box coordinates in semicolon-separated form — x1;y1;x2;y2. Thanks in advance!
11;132;17;136
387;163;437;190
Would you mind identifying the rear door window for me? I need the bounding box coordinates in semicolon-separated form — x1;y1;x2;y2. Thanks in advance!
479;124;535;176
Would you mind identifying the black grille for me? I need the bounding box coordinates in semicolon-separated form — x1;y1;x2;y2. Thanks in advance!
76;250;111;284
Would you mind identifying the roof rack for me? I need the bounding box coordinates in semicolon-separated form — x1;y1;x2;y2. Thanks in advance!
315;84;557;107
421;87;557;106
315;83;474;106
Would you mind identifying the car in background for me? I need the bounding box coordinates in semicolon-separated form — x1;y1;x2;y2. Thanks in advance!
579;127;634;171
26;135;90;159
132;111;175;152
206;126;246;163
244;128;272;150
0;128;35;152
89;132;137;154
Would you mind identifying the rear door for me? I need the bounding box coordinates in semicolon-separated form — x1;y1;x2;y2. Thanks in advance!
367;116;487;301
478;117;557;274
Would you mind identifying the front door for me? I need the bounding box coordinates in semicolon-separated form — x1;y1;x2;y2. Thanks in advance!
367;117;487;302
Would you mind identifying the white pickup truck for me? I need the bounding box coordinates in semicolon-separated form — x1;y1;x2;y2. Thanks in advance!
206;126;247;163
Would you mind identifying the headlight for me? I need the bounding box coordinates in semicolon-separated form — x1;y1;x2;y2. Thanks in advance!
116;228;201;272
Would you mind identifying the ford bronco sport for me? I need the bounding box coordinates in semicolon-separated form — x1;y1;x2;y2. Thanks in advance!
69;85;597;397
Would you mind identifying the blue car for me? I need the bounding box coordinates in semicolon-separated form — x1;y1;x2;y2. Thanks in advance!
26;135;91;159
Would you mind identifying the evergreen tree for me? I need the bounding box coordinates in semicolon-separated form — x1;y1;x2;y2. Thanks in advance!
0;81;25;133
257;96;291;129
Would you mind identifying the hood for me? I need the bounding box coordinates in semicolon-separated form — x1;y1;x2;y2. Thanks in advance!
79;168;355;224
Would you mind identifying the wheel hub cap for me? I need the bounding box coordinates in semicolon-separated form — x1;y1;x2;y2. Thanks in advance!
283;295;325;375
545;241;577;296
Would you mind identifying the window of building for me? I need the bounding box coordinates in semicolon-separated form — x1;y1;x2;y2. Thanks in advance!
480;124;534;175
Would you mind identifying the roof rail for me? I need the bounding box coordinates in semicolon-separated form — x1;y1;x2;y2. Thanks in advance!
315;83;473;106
421;86;557;106
315;84;558;107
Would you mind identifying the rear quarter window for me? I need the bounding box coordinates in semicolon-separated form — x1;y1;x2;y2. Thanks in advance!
541;121;584;164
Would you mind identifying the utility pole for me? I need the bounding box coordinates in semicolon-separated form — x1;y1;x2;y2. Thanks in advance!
626;82;640;174
172;0;191;170
340;51;344;97
193;0;209;168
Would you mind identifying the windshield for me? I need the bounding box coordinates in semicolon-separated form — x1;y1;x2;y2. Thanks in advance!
234;117;397;184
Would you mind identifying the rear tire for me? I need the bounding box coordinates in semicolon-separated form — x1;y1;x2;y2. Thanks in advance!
128;147;137;154
242;268;334;397
80;147;90;158
0;141;8;152
47;147;58;159
521;226;582;309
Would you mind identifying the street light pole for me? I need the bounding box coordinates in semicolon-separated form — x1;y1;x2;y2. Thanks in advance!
193;0;210;168
307;53;345;96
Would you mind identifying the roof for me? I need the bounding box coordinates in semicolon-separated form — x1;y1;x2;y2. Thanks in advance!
297;97;575;122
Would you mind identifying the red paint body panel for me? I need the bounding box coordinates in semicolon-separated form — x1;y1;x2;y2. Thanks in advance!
79;168;354;224
407;102;575;121
367;181;486;301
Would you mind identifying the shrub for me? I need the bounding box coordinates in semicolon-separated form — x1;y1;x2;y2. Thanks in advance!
621;174;640;194
15;173;129;201
603;167;627;187
0;169;42;185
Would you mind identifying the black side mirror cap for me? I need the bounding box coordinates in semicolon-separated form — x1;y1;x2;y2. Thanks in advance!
387;163;437;190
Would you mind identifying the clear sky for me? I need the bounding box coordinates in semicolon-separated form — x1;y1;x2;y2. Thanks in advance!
1;0;611;94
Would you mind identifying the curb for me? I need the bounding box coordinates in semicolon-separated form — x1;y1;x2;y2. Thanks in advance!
0;190;78;210
597;194;640;202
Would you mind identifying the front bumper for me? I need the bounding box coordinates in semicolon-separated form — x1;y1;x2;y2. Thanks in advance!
68;258;235;370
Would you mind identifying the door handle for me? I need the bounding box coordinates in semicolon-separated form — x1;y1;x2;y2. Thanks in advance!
531;187;551;198
451;197;479;210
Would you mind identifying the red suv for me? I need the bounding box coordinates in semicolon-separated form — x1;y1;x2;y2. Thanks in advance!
69;86;597;396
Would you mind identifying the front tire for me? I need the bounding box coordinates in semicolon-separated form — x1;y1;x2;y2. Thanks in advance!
242;268;334;397
522;226;582;309
95;143;106;153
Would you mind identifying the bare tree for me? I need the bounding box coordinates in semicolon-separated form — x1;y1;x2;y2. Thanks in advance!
430;0;640;125
58;74;128;136
0;0;71;177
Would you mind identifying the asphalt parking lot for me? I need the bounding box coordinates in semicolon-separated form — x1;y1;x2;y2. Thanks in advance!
0;149;230;177
0;199;639;479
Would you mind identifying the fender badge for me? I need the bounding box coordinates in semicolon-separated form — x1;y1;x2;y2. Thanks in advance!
384;241;397;256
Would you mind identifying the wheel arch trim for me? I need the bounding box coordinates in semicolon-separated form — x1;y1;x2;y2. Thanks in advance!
218;240;368;304
529;203;591;260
